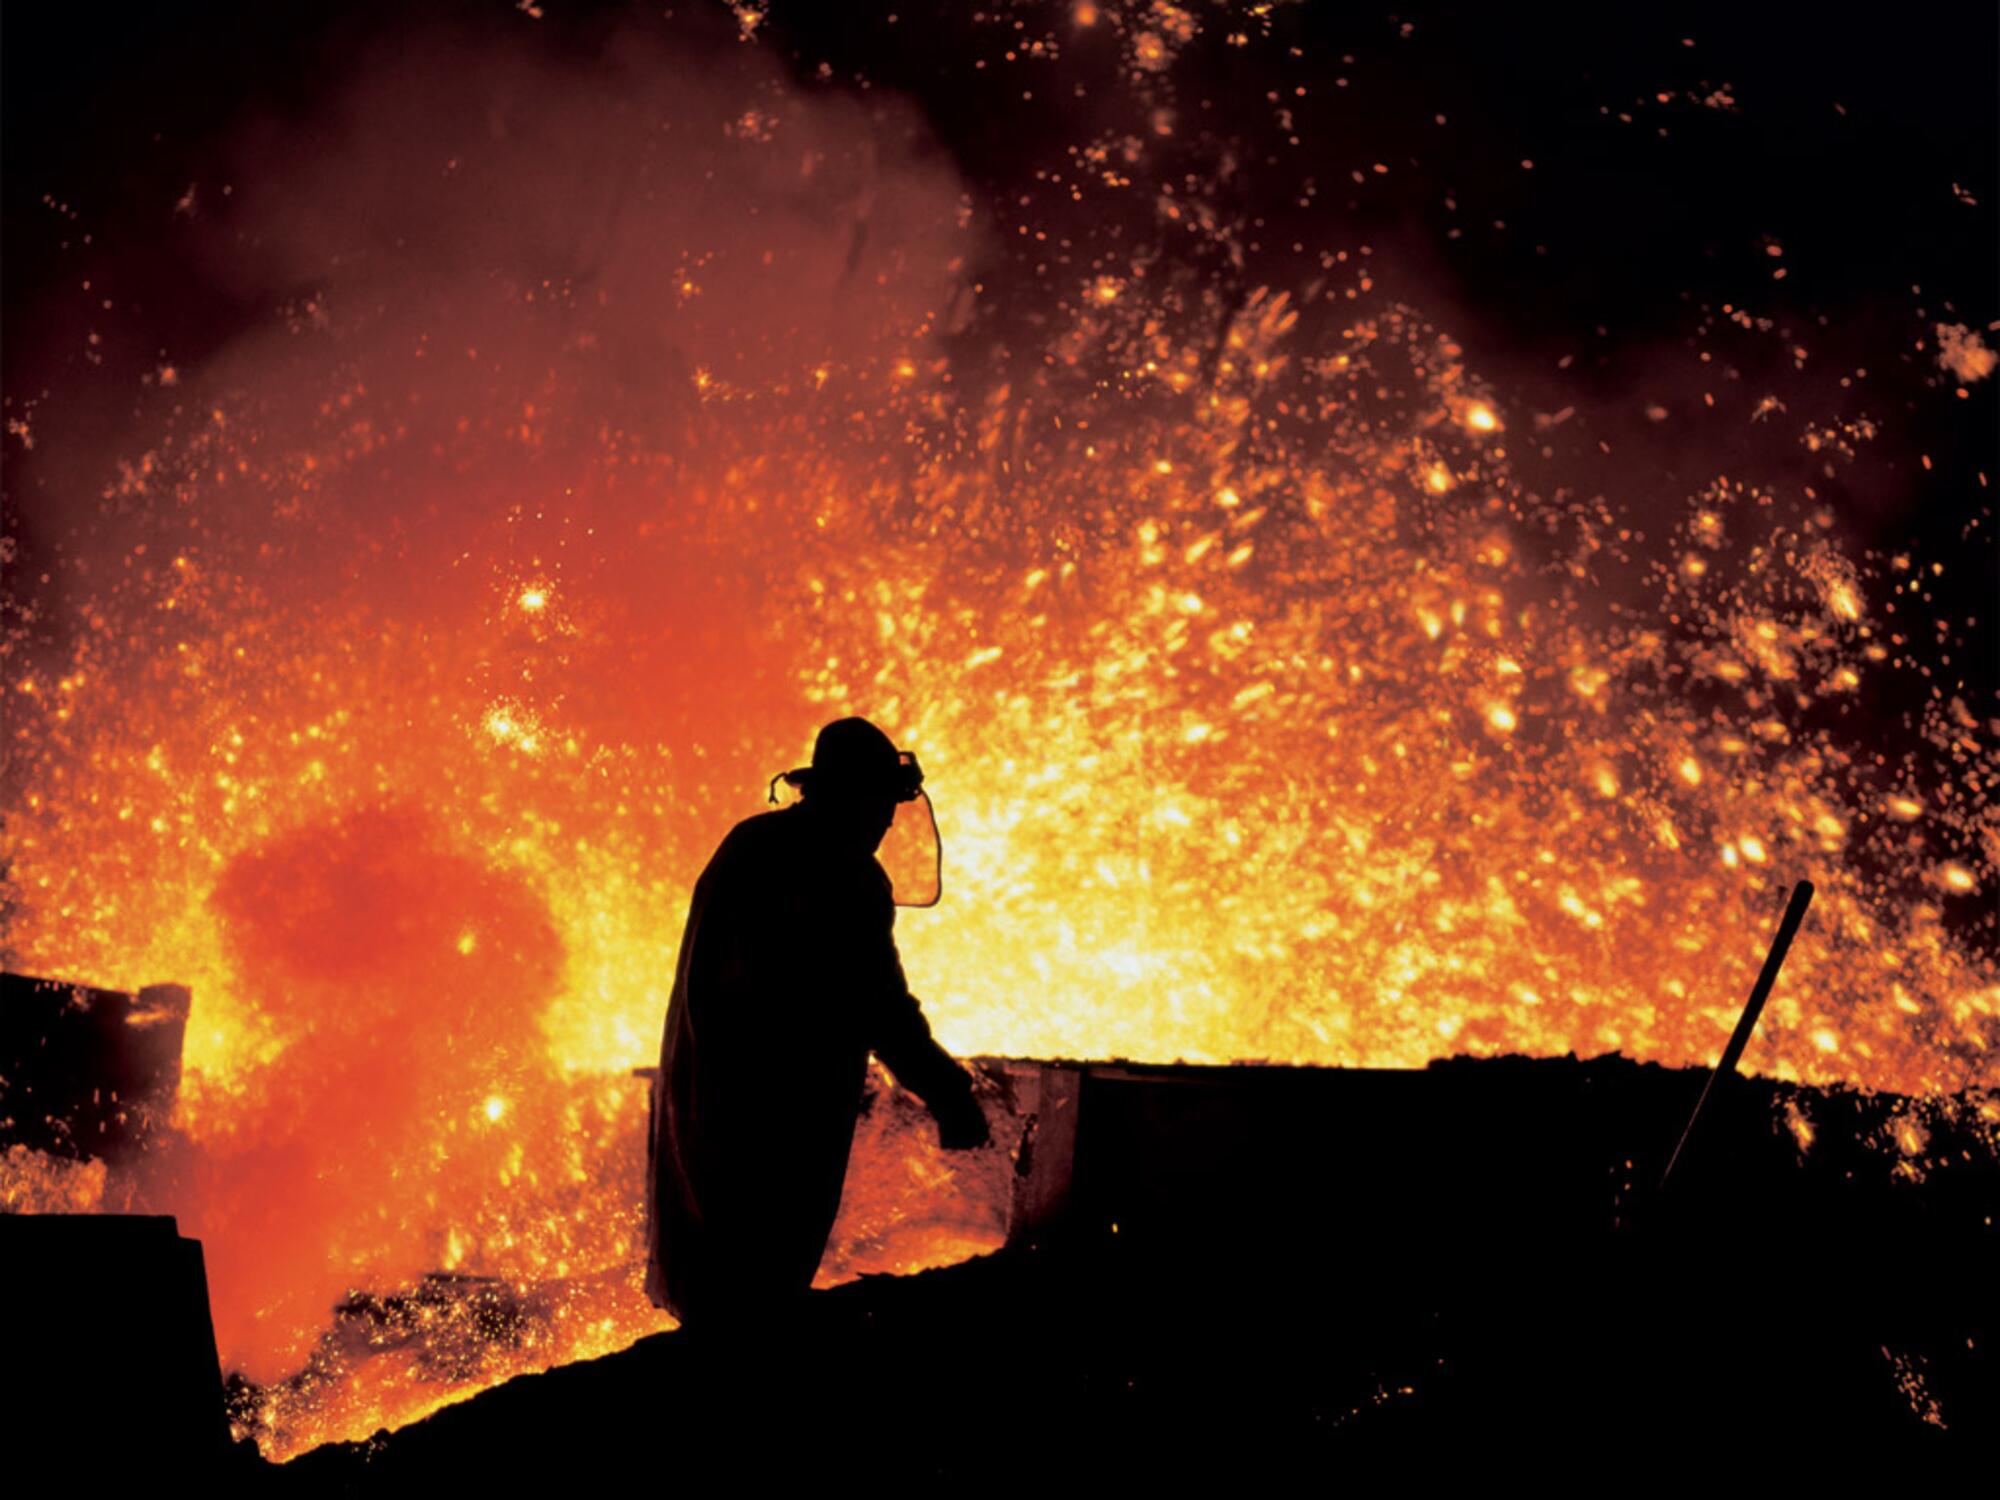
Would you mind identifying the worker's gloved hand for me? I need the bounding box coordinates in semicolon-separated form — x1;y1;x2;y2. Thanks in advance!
931;1089;991;1151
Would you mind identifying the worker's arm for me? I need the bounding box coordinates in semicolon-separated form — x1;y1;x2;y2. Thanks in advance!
855;871;991;1149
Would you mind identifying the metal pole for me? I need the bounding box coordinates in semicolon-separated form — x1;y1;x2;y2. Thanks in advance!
1658;880;1815;1192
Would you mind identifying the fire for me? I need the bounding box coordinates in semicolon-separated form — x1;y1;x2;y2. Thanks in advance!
1937;864;1977;895
3;4;1994;1468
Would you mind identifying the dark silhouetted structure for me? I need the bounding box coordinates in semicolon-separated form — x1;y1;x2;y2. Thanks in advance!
644;718;988;1328
0;972;190;1165
292;1051;1994;1488
2;1214;237;1478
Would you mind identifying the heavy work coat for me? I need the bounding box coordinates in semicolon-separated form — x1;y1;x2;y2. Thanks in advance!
644;803;977;1325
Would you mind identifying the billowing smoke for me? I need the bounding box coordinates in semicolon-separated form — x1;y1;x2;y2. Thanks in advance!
3;5;1992;1457
5;16;981;1388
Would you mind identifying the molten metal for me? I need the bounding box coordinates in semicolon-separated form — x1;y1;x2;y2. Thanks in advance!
2;6;1993;1465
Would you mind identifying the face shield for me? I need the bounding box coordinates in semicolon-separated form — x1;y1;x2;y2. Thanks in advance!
767;749;942;907
877;780;942;908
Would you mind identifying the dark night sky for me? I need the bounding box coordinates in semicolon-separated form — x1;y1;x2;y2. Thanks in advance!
8;4;1993;353
5;1;1996;688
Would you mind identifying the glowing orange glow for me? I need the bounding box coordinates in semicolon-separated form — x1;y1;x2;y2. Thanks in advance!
3;6;1993;1470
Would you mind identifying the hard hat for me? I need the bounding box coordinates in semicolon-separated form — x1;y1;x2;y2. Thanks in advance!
770;717;926;804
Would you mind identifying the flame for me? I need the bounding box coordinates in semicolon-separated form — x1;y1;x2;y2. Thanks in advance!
2;5;1994;1466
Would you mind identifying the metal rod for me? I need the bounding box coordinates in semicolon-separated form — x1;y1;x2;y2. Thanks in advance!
1658;879;1815;1192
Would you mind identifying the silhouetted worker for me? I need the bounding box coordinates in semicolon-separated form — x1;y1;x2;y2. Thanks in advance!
645;717;990;1332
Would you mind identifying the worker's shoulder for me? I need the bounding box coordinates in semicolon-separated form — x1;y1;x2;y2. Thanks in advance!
711;808;795;862
711;810;890;902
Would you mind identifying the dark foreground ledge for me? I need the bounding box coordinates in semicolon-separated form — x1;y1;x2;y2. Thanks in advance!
274;1054;1996;1489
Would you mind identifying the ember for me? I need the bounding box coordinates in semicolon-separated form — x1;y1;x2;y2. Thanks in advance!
2;1;1993;1463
